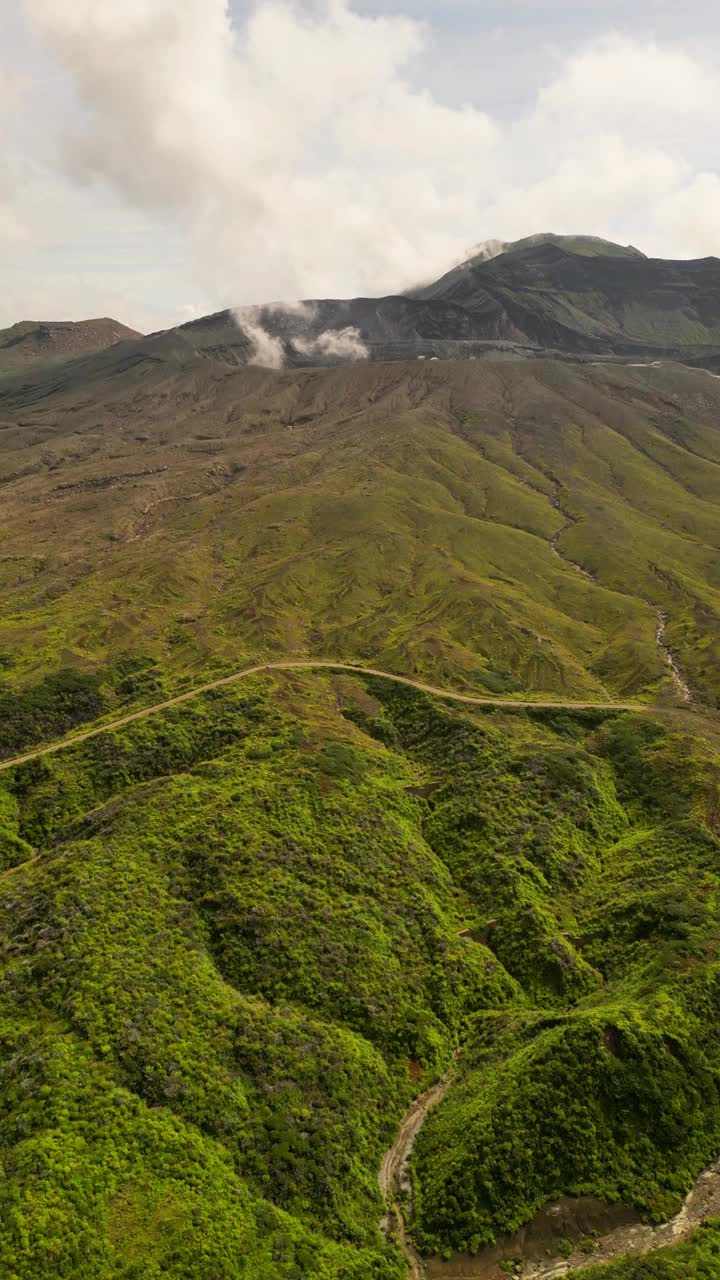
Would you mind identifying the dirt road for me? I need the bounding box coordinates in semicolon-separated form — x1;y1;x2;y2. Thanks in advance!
0;658;648;776
380;1075;453;1280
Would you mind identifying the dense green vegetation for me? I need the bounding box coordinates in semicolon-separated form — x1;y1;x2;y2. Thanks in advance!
0;668;109;757
398;681;720;1253
1;665;720;1276
0;656;176;763
0;671;511;1276
570;1219;720;1279
4;276;720;1280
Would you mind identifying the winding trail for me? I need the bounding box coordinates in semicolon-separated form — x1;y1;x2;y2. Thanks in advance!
380;1074;454;1279
0;659;650;778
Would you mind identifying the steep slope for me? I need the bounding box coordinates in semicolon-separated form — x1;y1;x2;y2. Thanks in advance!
1;356;720;713
414;234;646;299
0;318;142;373
4;238;720;376
416;239;720;360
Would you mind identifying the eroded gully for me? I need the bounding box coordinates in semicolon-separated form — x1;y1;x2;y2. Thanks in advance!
550;486;692;705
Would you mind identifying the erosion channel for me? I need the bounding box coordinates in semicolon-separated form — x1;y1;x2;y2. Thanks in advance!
381;1087;720;1280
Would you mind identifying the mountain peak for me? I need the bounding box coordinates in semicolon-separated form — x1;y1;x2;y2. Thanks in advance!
465;233;647;265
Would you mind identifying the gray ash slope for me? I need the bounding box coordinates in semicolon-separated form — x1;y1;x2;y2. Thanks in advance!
4;235;720;397
0;318;142;374
119;233;720;369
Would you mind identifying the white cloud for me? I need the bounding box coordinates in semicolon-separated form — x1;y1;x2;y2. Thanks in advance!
650;172;720;259
5;2;720;326
20;0;497;307
536;37;720;138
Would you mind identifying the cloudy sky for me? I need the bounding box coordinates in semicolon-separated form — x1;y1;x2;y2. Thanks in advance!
2;0;720;332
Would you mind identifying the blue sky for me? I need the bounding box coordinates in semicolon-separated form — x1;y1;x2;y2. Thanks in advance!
3;0;720;331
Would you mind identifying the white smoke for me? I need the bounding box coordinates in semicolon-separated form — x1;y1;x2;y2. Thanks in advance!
264;300;317;324
292;326;369;362
232;306;285;369
233;303;369;369
465;239;509;264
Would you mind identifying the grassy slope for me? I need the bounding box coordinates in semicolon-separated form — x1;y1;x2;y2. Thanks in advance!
1;670;720;1274
1;358;720;710
3;351;720;1276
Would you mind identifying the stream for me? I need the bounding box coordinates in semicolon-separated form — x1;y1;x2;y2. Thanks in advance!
379;1074;453;1280
380;1080;720;1280
655;610;692;704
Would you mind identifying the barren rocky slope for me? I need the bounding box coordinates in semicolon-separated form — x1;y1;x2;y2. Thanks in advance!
0;318;142;373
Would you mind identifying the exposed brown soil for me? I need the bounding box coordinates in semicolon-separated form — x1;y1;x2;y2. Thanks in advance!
423;1162;720;1279
380;1075;453;1280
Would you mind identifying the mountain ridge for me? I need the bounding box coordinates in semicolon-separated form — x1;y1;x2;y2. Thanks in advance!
6;235;720;382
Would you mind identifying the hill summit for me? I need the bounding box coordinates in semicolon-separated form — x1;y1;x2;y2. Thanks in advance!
0;317;142;373
436;231;647;271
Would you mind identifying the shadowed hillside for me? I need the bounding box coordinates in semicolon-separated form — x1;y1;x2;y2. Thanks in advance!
413;238;720;361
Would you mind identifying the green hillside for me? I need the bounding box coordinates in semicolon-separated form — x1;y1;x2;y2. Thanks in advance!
3;334;720;1278
496;234;646;260
2;357;720;717
1;668;720;1276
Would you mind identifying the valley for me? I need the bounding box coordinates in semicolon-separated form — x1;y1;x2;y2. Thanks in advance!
2;236;720;1280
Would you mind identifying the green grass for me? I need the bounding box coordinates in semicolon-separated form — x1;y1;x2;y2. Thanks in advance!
1;359;720;708
3;354;720;1276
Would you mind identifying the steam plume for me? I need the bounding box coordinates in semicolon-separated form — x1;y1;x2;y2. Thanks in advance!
292;327;369;362
233;307;286;370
